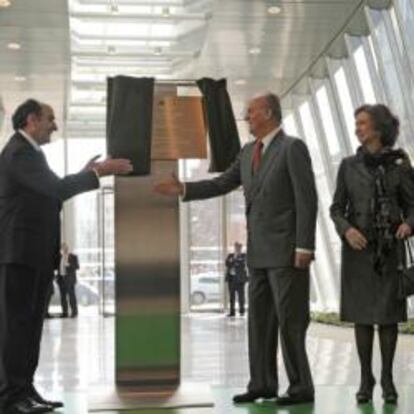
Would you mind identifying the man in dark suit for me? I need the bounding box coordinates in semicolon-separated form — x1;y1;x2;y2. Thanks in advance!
0;99;132;414
155;93;317;406
57;243;79;318
225;242;248;317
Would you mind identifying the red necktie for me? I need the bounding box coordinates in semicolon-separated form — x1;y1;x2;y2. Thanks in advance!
252;140;264;173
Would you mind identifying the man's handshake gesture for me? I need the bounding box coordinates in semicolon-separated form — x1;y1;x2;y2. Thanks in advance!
154;173;185;196
83;155;133;177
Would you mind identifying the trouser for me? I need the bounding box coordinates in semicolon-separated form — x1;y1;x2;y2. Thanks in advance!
228;282;245;315
0;264;53;406
57;275;68;315
247;267;314;397
58;277;78;316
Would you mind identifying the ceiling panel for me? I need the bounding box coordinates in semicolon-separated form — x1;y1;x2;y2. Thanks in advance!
0;0;70;143
0;0;372;141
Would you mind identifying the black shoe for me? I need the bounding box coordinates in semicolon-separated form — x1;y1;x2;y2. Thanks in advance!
276;392;314;406
227;313;235;317
381;377;398;404
27;385;64;409
61;313;68;318
5;396;52;413
233;391;276;403
356;376;375;404
70;313;78;318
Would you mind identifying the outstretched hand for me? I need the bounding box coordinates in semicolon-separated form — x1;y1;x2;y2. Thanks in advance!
153;172;184;196
84;157;133;177
83;154;101;172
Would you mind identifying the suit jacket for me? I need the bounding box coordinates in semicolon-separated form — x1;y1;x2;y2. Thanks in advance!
0;132;99;271
58;253;79;284
225;252;248;283
184;130;318;268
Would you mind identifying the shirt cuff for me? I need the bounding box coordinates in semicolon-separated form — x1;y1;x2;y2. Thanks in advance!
92;168;100;181
295;248;314;254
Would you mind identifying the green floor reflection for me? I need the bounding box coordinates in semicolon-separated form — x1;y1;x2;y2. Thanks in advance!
56;386;412;413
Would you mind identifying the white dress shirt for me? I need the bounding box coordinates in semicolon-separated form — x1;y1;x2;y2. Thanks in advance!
18;129;42;152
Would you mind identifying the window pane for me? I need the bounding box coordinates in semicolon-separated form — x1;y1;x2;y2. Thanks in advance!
396;0;414;66
395;0;414;105
298;101;340;311
66;138;107;311
353;45;377;103
283;113;299;136
333;67;359;151
299;102;325;175
226;190;246;249
183;159;224;311
369;8;414;153
315;86;342;162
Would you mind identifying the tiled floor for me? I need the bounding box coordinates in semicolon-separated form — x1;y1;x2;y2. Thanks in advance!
35;311;414;413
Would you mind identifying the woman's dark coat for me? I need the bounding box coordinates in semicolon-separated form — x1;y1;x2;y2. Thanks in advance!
330;150;414;324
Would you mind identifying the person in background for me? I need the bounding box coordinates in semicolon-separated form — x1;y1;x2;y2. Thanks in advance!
330;103;414;405
225;242;248;317
57;243;79;318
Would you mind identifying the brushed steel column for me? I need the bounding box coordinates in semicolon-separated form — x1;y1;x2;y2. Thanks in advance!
115;161;180;389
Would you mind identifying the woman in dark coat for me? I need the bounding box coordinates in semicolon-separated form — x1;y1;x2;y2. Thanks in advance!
330;104;414;404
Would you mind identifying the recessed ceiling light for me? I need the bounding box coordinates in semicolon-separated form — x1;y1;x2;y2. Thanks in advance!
14;76;26;82
153;46;163;56
0;0;11;8
7;42;21;50
268;6;281;15
234;79;246;85
249;47;261;55
107;45;116;55
161;7;170;17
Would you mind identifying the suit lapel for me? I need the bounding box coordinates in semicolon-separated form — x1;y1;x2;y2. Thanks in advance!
242;143;255;190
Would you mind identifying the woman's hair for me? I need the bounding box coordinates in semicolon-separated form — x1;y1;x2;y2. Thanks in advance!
12;99;43;130
354;104;400;147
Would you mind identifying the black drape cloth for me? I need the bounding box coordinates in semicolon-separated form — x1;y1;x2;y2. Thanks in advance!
196;78;241;173
106;76;154;175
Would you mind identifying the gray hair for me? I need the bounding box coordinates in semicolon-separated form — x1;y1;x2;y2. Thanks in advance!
264;93;282;123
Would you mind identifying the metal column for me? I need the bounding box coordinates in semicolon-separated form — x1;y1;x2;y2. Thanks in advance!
115;161;180;389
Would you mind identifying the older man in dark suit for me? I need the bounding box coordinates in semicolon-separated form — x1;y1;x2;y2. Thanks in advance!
155;92;317;406
0;99;132;414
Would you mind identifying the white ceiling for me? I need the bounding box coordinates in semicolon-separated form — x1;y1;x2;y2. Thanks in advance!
0;0;388;143
0;0;70;140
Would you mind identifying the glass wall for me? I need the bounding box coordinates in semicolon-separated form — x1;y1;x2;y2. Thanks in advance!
59;1;414;315
282;1;414;313
180;159;224;311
